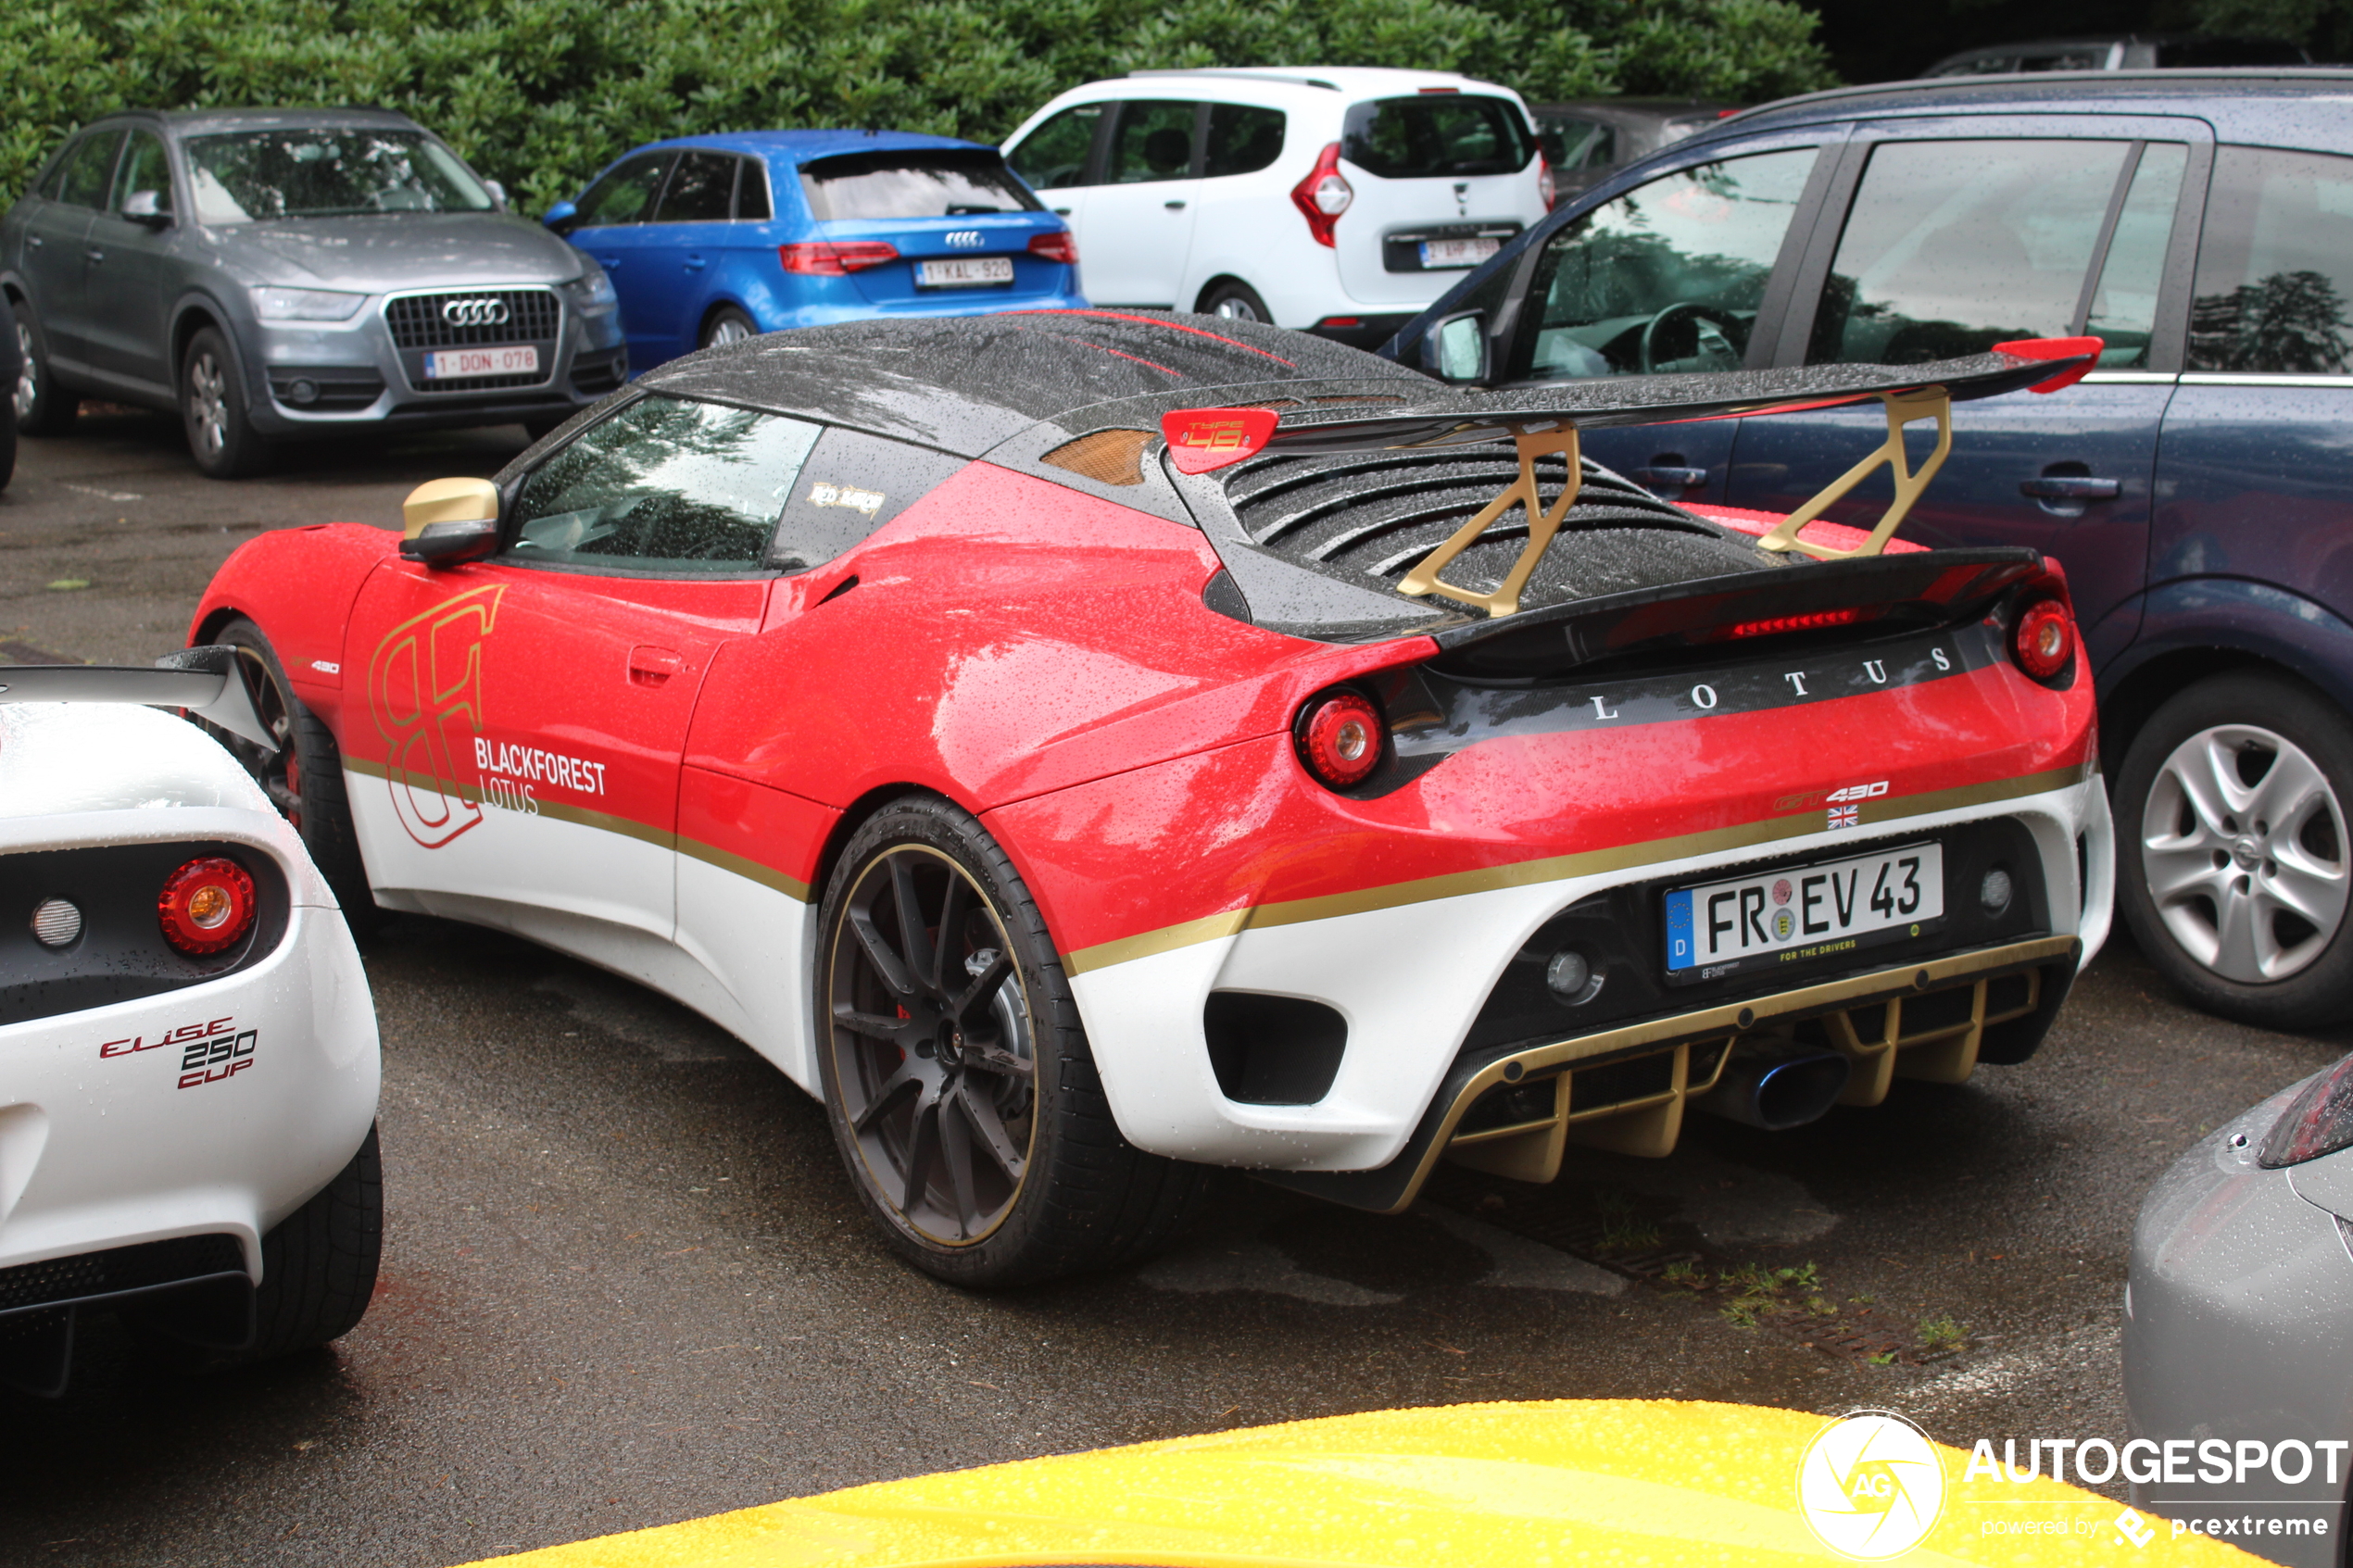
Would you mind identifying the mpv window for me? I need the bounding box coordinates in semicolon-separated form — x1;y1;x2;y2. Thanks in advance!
575;153;673;226
182;129;492;222
2082;144;2189;368
2187;145;2353;376
510;396;822;573
1516;146;1817;379
1343;96;1531;179
1007;106;1103;190
1204;105;1285;178
799;149;1041;219
1106;102;1199;184
1807;140;2130;364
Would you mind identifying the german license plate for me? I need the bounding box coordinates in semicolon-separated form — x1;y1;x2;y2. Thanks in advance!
1420;237;1500;269
422;345;538;379
917;257;1013;288
1663;842;1945;984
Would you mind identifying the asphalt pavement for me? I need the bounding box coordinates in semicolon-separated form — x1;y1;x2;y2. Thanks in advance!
3;410;2346;1566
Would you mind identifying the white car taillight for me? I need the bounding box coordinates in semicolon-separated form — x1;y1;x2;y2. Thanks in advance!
1290;144;1353;248
1538;152;1556;209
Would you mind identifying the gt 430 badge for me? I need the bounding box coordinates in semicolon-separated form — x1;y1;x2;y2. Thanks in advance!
99;1016;258;1089
1777;780;1890;831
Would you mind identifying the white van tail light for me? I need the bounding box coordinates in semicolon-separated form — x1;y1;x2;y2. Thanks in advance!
1291;143;1353;248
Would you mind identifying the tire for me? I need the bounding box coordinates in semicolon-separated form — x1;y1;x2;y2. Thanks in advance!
1200;281;1271;323
12;300;78;435
2115;671;2353;1029
180;326;271;478
699;306;759;349
816;795;1211;1286
209;617;381;936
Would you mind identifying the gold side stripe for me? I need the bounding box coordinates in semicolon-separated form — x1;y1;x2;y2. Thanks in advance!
343;758;810;902
1062;764;2087;976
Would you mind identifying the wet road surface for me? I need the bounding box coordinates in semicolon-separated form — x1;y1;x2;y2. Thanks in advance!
2;414;2342;1565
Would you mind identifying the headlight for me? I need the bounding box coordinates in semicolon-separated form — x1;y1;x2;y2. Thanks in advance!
2259;1053;2353;1167
563;266;617;316
252;285;367;322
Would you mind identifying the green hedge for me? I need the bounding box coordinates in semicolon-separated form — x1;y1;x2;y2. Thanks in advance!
0;0;1835;214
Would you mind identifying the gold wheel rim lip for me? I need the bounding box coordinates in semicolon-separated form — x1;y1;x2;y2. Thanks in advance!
824;841;1039;1248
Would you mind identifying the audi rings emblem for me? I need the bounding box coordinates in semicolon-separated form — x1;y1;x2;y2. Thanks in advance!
945;230;983;248
442;296;510;328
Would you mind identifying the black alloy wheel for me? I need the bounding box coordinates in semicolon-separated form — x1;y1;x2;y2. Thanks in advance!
181;326;271;478
817;797;1211;1286
208;617;381;935
13;300;79;434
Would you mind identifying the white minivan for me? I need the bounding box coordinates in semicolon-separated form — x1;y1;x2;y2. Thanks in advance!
1004;67;1553;349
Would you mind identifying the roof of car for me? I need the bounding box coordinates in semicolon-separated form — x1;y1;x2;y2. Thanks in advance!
124;106;426;135
1706;68;2353;146
1118;66;1520;99
630;129;997;162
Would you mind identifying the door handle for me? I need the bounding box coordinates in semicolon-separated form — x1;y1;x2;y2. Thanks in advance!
1052;207;1073;216
595;255;623;269
684;255;706;270
1633;465;1707;490
84;248;104;263
1164;200;1188;210
2019;476;2120;500
26;234;41;248
627;646;687;684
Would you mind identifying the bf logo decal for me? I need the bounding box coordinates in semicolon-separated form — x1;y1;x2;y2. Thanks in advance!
368;583;504;847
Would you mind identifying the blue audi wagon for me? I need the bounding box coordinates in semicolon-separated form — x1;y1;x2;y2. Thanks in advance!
546;131;1085;372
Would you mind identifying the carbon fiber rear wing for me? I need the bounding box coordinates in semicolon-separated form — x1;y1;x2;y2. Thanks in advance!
0;645;276;751
1162;338;2098;618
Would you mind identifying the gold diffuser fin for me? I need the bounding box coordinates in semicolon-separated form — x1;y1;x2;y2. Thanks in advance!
1040;428;1154;487
1755;387;1953;559
1396;423;1580;619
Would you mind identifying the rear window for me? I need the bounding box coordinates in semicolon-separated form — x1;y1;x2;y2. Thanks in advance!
1343;95;1533;180
799;149;1042;220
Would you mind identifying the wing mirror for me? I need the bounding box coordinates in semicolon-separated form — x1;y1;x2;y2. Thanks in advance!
542;199;579;235
401;478;500;566
120;190;172;229
1421;310;1491;384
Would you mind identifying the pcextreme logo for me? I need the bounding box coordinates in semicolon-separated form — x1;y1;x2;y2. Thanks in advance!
367;583;504;848
1797;1409;1948;1560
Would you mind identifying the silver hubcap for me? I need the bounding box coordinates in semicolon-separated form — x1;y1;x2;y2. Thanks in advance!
1212;295;1261;321
2141;723;2349;983
187;351;228;458
12;319;34;420
707;316;752;346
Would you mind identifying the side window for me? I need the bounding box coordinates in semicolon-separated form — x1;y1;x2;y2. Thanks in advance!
1515;145;1818;380
768;427;967;571
735;158;772;221
2082;144;2189;369
35;141;77;199
1107;101;1199;184
110;132;173;218
508;395;821;574
1807;139;2131;365
574;153;674;227
58;131;126;209
1204;105;1285;179
1009;106;1104;191
2187;145;2353;376
655;151;736;223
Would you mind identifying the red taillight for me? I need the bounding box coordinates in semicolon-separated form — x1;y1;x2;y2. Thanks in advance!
1294;689;1385;790
2013;598;2074;679
157;856;258;956
1537;152;1556;209
1027;231;1078;266
779;241;900;275
1290;143;1353;248
1724;608;1861;640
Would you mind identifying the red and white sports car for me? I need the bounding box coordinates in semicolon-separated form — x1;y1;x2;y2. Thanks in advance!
189;313;2111;1285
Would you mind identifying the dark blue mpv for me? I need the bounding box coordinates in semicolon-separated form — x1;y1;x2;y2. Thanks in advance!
1386;69;2353;1033
547;131;1085;371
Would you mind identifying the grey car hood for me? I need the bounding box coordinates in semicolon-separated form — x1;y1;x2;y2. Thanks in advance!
208;212;583;290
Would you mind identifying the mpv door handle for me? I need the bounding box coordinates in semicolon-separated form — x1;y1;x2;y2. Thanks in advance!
2020;476;2120;500
1633;465;1707;490
628;646;687;684
1164;200;1187;210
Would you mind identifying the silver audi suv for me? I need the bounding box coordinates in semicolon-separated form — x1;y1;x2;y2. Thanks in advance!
0;107;627;477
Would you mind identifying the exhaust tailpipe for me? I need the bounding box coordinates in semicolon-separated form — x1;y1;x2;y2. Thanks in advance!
1692;1047;1850;1131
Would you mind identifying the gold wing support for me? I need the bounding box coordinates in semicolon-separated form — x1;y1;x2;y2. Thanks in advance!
1755;386;1953;559
1396;423;1580;619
